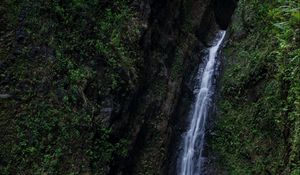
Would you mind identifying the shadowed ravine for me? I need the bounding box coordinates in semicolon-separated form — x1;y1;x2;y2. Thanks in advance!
1;1;299;174
177;31;226;175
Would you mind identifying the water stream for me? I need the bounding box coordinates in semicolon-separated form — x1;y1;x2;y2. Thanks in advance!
177;31;226;175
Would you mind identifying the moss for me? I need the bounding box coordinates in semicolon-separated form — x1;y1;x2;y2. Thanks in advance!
211;1;300;174
170;34;197;81
135;113;168;175
0;0;140;174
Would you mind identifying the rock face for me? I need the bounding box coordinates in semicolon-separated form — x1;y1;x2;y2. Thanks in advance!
0;0;236;174
108;0;237;174
214;0;238;30
210;1;300;174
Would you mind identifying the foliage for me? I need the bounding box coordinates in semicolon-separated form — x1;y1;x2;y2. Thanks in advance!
211;0;300;174
0;0;141;174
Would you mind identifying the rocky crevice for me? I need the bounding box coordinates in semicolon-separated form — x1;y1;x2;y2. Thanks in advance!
108;0;237;174
0;0;236;174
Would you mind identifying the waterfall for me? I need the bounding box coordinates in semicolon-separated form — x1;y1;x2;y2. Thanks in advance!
177;31;226;175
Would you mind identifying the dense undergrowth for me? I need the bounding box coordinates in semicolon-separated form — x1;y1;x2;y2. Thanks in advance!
0;0;140;174
212;0;300;174
1;0;299;174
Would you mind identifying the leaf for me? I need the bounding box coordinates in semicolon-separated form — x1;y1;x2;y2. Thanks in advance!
273;22;288;30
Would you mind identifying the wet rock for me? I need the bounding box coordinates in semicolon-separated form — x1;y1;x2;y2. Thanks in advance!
28;46;40;59
0;94;11;99
16;29;27;44
214;0;238;30
97;97;113;127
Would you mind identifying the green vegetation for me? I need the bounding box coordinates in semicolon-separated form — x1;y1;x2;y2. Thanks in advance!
212;0;300;174
2;0;298;174
0;0;140;174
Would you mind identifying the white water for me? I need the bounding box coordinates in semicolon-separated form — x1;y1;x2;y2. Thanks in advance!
178;31;226;175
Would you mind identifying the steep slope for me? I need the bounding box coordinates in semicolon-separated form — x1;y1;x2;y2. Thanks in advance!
211;1;300;174
0;0;236;174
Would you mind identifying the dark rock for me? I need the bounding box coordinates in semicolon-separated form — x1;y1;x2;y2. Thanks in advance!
97;97;113;127
107;0;237;174
37;82;50;95
56;88;66;101
13;45;23;56
16;29;27;44
214;0;238;30
43;47;55;60
28;46;40;59
0;94;11;99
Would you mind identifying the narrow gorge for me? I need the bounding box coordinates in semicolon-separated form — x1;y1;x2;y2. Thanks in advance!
176;31;226;175
0;0;299;175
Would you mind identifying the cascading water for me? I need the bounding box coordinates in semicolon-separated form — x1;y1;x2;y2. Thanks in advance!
177;31;226;175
